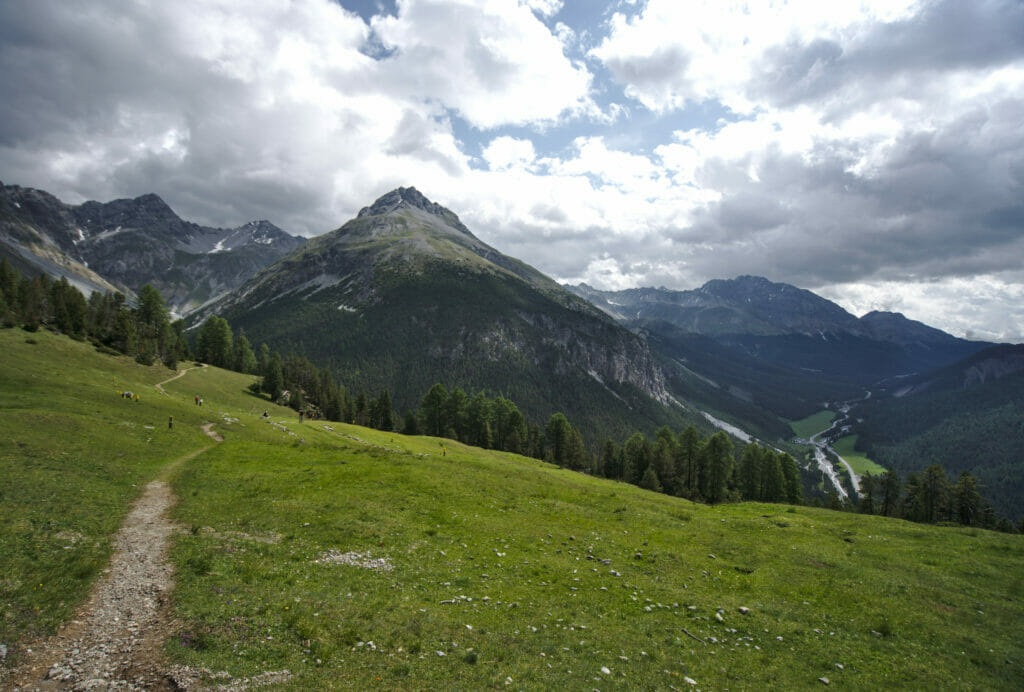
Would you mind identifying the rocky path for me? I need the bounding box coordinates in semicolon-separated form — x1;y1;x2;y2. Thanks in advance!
4;432;219;691
154;364;206;397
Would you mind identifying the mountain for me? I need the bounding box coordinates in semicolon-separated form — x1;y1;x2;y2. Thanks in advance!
569;277;990;377
852;343;1024;520
0;183;122;298
0;182;304;313
198;187;689;441
564;276;1001;449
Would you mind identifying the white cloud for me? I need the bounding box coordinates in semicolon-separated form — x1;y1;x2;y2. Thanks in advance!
520;0;563;18
819;275;1024;343
590;0;921;113
482;136;537;171
2;0;1023;341
371;0;594;129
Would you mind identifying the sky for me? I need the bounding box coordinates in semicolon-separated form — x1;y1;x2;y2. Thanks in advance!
1;0;1023;342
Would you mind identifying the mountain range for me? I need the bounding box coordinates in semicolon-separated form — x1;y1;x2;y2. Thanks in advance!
0;182;303;314
3;180;1020;515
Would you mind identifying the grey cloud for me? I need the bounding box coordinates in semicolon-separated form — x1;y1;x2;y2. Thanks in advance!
385;109;465;177
600;44;690;88
755;0;1024;108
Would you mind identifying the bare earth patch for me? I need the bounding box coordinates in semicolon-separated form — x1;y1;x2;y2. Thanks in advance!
4;478;181;690
3;424;281;691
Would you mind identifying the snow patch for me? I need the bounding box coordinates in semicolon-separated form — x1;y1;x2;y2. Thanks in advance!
13;201;21;208
209;238;226;254
337;304;357;312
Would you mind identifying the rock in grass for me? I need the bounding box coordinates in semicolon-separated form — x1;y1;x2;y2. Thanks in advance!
685;676;697;685
818;677;830;685
601;667;611;675
739;606;750;615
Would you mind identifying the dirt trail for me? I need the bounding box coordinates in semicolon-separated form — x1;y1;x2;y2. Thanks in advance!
154;363;207;397
4;434;218;690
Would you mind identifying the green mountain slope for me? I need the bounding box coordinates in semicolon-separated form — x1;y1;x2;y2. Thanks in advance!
854;344;1024;520
200;188;689;442
2;329;1023;690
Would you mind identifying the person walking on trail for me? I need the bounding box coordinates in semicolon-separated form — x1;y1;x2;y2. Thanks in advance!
299;411;304;423
169;415;174;429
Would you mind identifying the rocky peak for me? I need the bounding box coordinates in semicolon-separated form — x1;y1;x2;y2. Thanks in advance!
356;187;473;234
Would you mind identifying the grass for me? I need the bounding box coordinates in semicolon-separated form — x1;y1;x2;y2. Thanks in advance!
0;329;211;645
789;410;836;440
833;435;887;477
3;329;1024;689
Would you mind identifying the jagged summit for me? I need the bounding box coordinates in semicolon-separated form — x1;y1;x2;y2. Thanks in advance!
355;186;472;236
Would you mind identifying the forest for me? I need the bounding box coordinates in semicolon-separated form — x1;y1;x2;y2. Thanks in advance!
1;259;1017;533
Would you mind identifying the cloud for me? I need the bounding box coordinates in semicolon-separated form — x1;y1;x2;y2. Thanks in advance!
371;0;594;129
1;0;1023;340
482;136;537;171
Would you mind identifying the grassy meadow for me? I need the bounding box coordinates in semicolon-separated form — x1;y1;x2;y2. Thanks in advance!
2;329;1023;689
789;410;836;440
833;435;887;477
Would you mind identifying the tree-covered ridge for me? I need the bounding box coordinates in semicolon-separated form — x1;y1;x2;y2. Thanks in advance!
3;258;1017;532
852;349;1024;521
0;258;189;368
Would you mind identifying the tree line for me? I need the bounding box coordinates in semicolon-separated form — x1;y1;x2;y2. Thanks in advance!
857;465;1020;533
1;260;189;367
3;261;1016;530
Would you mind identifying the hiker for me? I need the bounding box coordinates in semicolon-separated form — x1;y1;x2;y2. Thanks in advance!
195;395;199;405
299;411;304;423
262;411;269;418
169;415;174;429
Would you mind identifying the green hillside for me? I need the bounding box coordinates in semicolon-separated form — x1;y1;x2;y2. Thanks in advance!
2;329;1023;689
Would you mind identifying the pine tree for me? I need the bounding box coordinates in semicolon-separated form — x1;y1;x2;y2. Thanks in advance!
761;451;786;502
196;316;233;368
639;465;663;492
780;453;802;504
262;353;284;401
599;439;623;480
419;383;448;437
653;426;678;494
880;469;901;517
739;444;763;500
402;409;420;435
233;330;258;374
374;390;394;431
859;473;876;514
700;432;734;504
623;432;650;486
566;426;587;471
676;426;701;498
919;464;950;523
545;413;572;467
952;471;981;526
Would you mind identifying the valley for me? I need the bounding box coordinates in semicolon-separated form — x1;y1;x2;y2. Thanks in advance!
1;330;1022;689
3;183;1022;522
